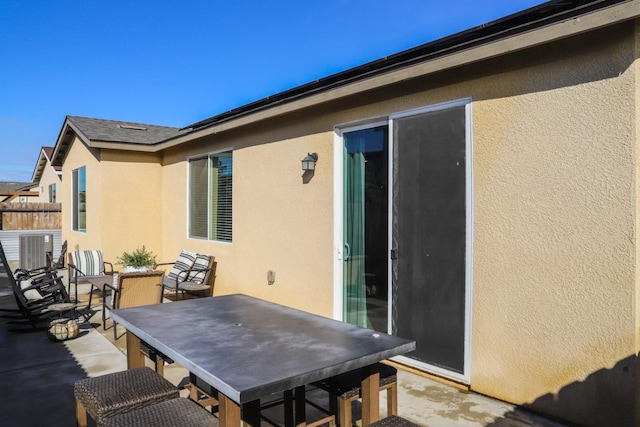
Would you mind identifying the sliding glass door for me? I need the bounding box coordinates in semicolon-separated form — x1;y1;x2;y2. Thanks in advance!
343;125;389;331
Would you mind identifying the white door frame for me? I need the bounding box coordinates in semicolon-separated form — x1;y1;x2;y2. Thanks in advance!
332;100;474;384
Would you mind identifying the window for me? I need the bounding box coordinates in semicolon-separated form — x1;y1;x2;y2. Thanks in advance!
72;167;86;232
49;183;56;203
189;152;232;242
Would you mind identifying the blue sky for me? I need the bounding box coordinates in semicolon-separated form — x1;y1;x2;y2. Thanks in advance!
0;0;546;182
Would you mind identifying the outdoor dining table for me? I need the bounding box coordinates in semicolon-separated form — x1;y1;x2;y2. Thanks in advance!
110;293;416;427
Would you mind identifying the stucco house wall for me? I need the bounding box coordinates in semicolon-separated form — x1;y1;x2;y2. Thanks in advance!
52;4;640;426
33;158;61;203
61;135;102;253
62;137;164;266
154;19;639;426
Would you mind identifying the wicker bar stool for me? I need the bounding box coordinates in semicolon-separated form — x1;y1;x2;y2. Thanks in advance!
369;415;419;427
100;398;219;427
312;362;398;427
74;367;180;427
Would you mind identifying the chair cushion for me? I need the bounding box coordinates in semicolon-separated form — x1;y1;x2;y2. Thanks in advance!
166;250;196;282
71;250;105;276
74;367;179;422
19;279;43;301
100;397;218;427
369;416;419;427
187;254;211;284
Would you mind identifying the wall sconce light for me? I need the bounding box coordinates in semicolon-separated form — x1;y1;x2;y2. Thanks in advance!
302;152;318;171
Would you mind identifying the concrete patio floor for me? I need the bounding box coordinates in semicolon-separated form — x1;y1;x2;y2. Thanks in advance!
0;279;572;426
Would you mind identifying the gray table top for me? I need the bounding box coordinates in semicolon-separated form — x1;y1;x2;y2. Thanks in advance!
111;294;415;404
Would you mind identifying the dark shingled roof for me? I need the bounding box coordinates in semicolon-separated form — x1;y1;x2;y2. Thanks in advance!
67;116;182;145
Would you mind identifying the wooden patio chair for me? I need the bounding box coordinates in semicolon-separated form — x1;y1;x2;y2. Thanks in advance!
0;240;73;328
155;250;216;300
102;270;164;340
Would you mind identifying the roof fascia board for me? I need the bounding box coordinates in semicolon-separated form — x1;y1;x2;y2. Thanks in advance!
157;0;639;147
30;151;47;182
88;141;158;152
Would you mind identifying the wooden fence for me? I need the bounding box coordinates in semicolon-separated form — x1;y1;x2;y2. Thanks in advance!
0;203;62;230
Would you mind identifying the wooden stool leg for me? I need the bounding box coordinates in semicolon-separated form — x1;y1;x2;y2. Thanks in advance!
76;400;87;427
340;397;353;427
387;383;398;416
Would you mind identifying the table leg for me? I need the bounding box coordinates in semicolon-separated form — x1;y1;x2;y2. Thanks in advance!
294;385;306;427
219;393;242;427
284;389;294;427
242;400;261;427
361;369;380;426
125;332;144;369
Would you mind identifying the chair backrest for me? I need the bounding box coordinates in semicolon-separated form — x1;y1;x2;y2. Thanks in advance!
51;240;67;269
69;250;105;276
187;254;214;285
166;249;197;282
114;271;164;309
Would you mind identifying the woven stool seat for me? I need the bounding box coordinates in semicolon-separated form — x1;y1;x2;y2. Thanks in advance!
312;362;398;427
369;415;419;427
314;362;397;399
74;367;179;427
101;397;219;427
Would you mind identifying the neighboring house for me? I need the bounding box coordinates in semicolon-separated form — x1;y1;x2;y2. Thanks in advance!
49;1;640;426
31;146;62;203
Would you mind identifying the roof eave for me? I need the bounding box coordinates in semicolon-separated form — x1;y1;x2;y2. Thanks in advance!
159;0;637;146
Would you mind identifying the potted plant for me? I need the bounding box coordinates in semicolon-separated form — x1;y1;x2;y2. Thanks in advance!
116;246;157;272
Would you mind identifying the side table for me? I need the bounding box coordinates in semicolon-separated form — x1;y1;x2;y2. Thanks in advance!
180;282;210;298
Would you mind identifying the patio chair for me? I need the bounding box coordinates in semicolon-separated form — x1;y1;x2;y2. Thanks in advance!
155;250;216;300
102;270;164;340
68;249;114;306
0;240;72;328
48;239;67;270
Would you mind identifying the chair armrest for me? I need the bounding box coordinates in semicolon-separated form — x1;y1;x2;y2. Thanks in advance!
103;261;114;275
185;266;212;281
154;261;175;269
67;262;87;279
175;269;191;284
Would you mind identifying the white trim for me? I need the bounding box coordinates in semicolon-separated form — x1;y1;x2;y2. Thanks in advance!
464;101;474;384
333;127;344;321
333;99;474;383
333;120;388;321
389;98;472;120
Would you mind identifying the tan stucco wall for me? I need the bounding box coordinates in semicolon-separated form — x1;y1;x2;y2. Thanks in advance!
61;135;101;253
61;137;163;267
161;125;335;315
58;18;638;427
34;161;61;203
157;22;637;426
470;22;638;427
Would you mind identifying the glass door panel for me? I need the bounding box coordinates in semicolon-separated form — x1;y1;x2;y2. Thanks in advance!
343;125;389;331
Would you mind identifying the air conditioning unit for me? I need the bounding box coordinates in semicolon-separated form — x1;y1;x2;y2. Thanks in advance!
19;234;53;270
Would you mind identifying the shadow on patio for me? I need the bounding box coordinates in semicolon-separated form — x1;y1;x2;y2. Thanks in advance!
0;278;573;427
